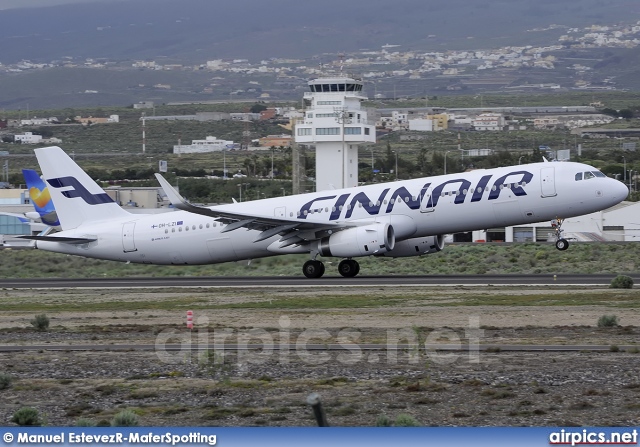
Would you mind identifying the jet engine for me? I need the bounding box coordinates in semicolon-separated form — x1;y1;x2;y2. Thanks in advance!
317;223;395;258
376;235;445;258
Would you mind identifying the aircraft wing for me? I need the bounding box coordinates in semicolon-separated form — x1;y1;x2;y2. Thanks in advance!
155;174;351;246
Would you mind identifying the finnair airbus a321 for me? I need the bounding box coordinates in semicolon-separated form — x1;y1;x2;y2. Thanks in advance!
22;146;628;278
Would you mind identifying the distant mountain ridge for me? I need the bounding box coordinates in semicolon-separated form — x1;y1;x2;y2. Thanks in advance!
0;0;637;64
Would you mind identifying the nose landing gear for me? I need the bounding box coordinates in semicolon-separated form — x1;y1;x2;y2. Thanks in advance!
551;218;569;251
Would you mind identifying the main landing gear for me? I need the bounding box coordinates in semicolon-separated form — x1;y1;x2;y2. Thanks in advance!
551;218;569;251
302;258;361;278
302;260;325;278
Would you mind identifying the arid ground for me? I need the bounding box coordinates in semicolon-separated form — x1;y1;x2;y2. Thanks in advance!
1;285;639;427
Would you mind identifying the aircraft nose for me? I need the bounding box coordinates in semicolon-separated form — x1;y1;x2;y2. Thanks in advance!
611;179;629;203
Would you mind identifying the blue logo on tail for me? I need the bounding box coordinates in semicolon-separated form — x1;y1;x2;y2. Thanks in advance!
47;176;114;205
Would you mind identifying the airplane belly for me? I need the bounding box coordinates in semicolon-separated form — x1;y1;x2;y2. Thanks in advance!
492;200;523;226
207;237;238;263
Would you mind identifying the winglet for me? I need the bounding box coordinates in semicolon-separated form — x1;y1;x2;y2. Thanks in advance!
154;173;187;207
154;173;219;219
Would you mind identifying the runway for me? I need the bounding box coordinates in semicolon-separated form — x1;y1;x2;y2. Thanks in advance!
0;343;634;353
0;273;637;289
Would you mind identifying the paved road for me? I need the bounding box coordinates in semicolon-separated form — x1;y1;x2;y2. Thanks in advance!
0;274;637;289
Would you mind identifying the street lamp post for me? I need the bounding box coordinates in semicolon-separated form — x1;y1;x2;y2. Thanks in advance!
271;147;275;179
623;156;626;184
223;148;227;180
444;150;452;175
238;184;242;202
370;148;374;174
518;156;524;165
392;150;398;180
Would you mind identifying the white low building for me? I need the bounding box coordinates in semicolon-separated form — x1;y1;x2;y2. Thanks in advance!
472;113;505;131
408;118;433;131
461;201;640;243
14;132;42;144
173;136;236;154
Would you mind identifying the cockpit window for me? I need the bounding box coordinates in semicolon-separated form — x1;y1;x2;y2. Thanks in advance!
576;171;606;181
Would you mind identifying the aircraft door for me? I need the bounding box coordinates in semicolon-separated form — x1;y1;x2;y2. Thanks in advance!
540;167;557;198
274;207;286;217
420;187;435;213
122;221;137;252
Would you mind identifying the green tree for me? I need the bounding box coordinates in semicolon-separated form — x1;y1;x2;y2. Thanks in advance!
250;104;267;114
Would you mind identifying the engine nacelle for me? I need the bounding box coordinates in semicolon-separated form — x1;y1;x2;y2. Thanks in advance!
317;223;395;258
377;235;445;258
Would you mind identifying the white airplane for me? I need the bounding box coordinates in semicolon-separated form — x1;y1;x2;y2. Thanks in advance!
21;146;628;278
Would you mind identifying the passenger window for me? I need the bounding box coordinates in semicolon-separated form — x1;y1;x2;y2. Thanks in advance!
575;173;583;181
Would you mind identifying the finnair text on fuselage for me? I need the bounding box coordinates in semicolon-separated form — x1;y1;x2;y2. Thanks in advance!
297;169;534;220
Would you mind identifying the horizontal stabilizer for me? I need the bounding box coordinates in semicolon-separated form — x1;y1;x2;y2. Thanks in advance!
18;235;97;244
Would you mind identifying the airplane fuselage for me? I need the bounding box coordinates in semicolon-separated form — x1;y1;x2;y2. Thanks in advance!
34;161;628;266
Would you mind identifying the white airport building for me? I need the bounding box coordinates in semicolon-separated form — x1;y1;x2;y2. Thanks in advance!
173;136;236;154
294;77;376;190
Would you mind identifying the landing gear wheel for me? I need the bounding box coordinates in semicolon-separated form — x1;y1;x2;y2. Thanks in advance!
303;260;325;278
555;238;569;251
338;259;360;278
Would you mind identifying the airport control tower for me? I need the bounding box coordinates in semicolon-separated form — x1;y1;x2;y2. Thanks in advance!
294;77;376;191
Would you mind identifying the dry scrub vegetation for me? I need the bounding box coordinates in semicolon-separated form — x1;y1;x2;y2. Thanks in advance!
0;284;640;426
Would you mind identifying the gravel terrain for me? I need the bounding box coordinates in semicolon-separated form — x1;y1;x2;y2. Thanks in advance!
0;286;639;427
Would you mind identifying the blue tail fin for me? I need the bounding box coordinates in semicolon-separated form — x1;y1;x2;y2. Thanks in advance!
22;168;60;227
